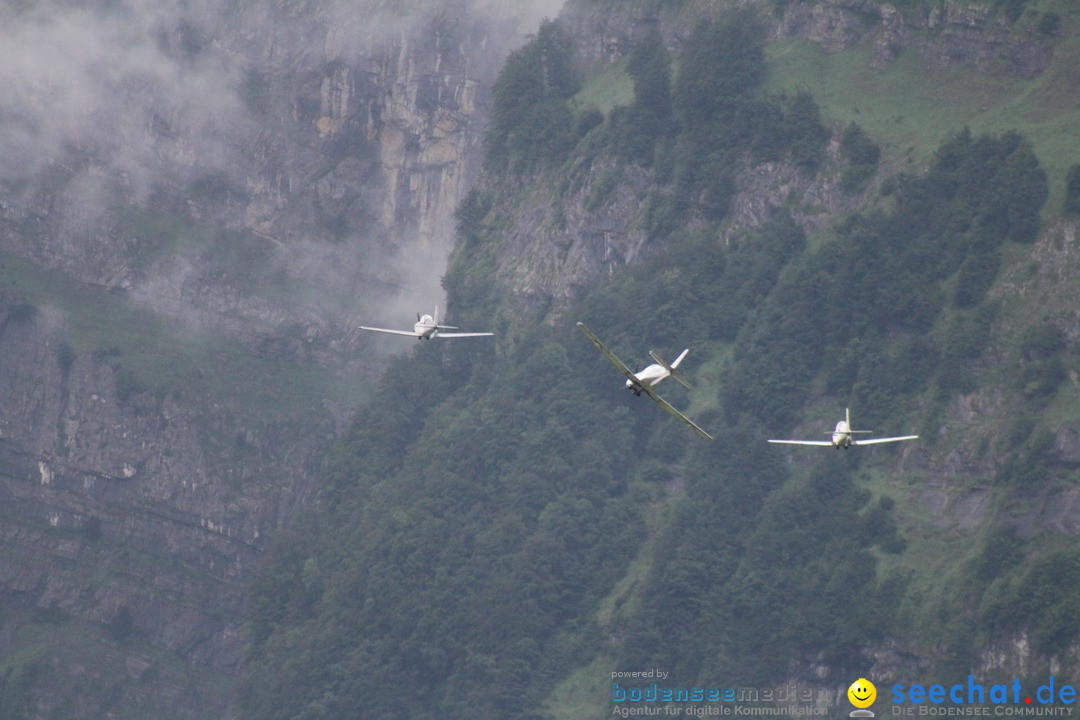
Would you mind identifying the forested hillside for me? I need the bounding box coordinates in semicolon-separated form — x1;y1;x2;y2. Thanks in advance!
240;1;1080;718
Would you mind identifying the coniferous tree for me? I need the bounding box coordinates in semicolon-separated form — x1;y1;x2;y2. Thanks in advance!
673;9;765;134
487;20;581;173
617;26;673;165
627;27;672;123
1065;164;1080;214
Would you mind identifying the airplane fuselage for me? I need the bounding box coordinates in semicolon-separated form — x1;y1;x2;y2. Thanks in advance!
576;322;711;440
831;420;853;448
414;315;437;339
627;364;669;394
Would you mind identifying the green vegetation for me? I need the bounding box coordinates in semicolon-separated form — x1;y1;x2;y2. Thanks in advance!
241;338;648;719
840;122;881;192
612;27;672;166
764;5;1080;217
571;10;830;237
486;20;583;174
241;3;1079;718
0;605;231;720
1066;164;1080;213
0;241;361;419
982;548;1080;655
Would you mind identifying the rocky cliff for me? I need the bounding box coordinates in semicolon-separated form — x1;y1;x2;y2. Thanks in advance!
562;0;1054;75
0;291;333;717
0;1;548;716
0;1;520;350
494;0;1059;314
775;0;1054;74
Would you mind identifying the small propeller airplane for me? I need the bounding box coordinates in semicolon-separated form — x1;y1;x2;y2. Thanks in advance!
359;306;493;340
768;408;917;449
577;322;713;441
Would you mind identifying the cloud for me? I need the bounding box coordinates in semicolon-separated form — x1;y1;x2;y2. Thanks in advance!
0;1;244;197
0;0;566;348
0;0;566;206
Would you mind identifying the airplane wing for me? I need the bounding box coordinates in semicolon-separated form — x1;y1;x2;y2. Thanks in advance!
652;394;714;441
577;323;710;440
359;325;420;337
767;439;835;446
576;322;641;387
433;331;494;338
649;350;692;390
853;435;918;445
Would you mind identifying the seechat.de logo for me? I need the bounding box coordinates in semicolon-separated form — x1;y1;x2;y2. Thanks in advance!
849;678;877;718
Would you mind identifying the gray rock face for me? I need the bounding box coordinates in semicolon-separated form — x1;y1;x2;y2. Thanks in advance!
0;1;516;357
1053;420;1080;466
493;162;655;311
562;0;1052;77
775;0;1052;75
509;0;1055;315
0;295;335;716
0;2;541;715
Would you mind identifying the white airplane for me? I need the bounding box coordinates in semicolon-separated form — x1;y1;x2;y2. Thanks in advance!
768;408;917;449
359;306;493;340
577;322;713;441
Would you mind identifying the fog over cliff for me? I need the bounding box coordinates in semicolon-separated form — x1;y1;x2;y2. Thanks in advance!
0;2;562;717
0;0;563;343
0;2;240;188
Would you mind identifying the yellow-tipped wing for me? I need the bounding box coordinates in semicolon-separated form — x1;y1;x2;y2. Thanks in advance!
578;322;712;440
652;394;714;441
576;322;641;388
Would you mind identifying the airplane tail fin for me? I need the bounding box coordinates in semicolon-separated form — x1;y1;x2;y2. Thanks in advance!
845;407;873;433
433;305;459;330
650;349;692;390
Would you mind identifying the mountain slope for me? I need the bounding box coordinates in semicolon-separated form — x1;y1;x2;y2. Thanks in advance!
0;1;551;717
241;1;1080;718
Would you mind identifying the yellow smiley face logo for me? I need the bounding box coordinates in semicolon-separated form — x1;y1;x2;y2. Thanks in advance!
848;678;876;709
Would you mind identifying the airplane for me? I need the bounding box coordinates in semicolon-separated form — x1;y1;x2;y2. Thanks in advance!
359;306;493;340
767;408;917;449
576;322;713;441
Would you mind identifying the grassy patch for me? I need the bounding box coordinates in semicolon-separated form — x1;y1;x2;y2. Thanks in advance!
684;342;730;419
0;251;363;419
863;473;990;656
572;59;634;115
545;653;617;720
596;480;675;630
1042;378;1080;430
764;24;1080;217
549;478;681;719
0;605;232;720
859;466;981;569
